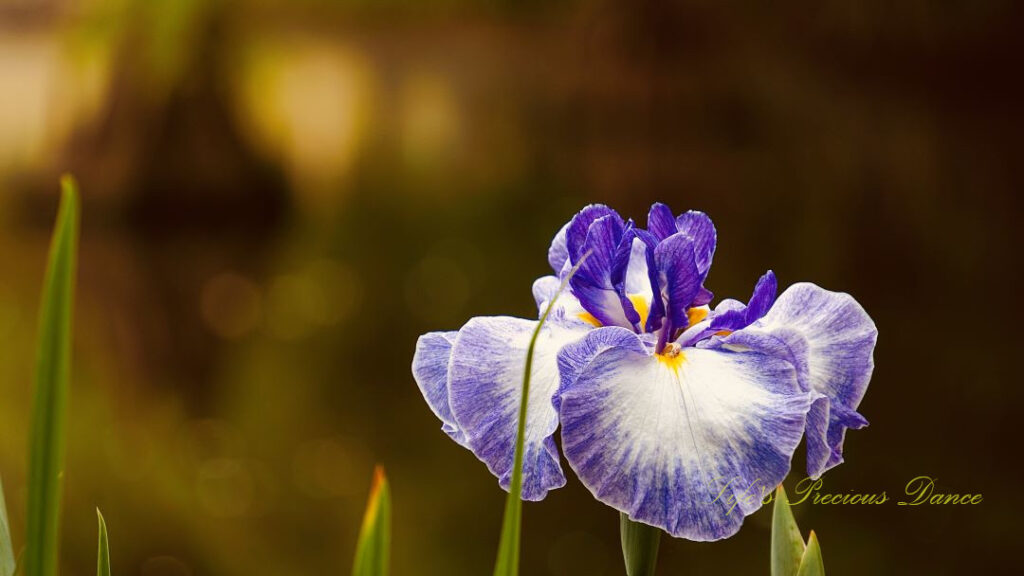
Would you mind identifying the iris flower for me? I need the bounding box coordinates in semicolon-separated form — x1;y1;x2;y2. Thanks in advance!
412;204;877;541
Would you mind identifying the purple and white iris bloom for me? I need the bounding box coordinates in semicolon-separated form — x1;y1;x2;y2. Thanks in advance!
412;204;877;541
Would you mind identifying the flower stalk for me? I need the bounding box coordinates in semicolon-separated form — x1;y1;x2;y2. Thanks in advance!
620;513;662;576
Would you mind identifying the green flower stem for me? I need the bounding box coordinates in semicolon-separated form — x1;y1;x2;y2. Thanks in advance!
493;253;589;576
620;513;662;576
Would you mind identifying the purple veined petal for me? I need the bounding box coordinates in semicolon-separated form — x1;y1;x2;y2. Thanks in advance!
609;223;653;333
647;202;678;240
557;327;809;541
802;392;868;475
621;235;655;329
412;331;467;447
609;221;637;299
448;316;587;501
744;270;777;320
620;234;652;297
823;402;870;470
620;229;666;334
547;221;571;274
532;275;599;330
803;392;831;477
570;214;636;328
675;315;714;348
653;232;703;336
674;211;717;275
604;227;664;334
691;286;714;307
565;204;623;265
710;270;778;332
719;282;877;478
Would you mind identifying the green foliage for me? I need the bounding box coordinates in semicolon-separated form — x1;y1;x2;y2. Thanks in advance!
492;255;585;576
796;531;824;576
24;175;80;576
619;513;662;576
772;485;826;576
96;510;111;576
352;467;391;576
0;477;15;576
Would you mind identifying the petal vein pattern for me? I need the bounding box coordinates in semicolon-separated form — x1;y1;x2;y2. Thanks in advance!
557;327;809;540
448;317;587;500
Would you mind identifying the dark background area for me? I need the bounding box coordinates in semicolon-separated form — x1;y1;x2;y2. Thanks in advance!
0;0;1021;574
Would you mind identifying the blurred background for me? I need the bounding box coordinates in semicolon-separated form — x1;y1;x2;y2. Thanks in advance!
0;0;1021;574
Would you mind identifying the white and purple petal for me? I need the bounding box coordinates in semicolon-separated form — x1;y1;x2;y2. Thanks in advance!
557;327;809;540
610;226;664;333
448;316;585;500
532;275;561;311
719;283;877;478
547;221;571;274
620;229;666;333
532;274;596;330
412;331;467;446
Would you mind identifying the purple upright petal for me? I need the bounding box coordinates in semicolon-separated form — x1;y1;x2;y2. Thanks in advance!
691;286;715;307
609;228;665;333
609;223;650;332
710;270;777;332
674;211;717;275
647;202;678;240
634;229;667;333
565;204;622;265
745;270;778;320
570;215;636;328
653;232;703;334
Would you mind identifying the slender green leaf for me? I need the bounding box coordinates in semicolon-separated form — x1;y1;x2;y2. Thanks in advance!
24;175;79;576
619;513;661;576
0;476;15;576
493;254;587;576
796;531;824;576
96;510;110;576
352;466;391;576
771;485;805;576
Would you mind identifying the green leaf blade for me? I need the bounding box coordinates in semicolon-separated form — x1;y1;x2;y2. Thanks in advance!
771;485;806;576
0;476;15;576
352;466;391;576
96;510;111;576
796;531;825;576
24;175;80;576
619;513;661;576
492;255;587;576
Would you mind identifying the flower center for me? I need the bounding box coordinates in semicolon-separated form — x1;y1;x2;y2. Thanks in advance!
656;342;686;371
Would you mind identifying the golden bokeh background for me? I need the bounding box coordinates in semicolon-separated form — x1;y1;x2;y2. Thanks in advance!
0;1;1020;574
